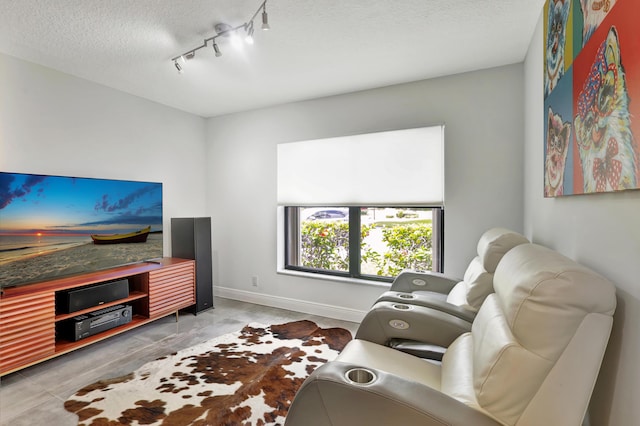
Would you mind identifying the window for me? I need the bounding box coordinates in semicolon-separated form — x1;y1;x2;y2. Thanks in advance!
277;125;445;282
285;206;443;281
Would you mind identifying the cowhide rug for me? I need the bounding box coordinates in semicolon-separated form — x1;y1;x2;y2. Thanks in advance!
64;320;352;426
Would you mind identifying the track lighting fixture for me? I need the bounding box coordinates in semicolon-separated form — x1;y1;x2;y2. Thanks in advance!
171;0;270;73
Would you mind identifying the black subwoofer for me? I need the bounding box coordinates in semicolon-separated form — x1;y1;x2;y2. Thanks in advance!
171;217;213;314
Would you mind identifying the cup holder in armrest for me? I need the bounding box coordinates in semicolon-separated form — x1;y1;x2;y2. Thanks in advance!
392;303;412;311
397;293;416;299
345;368;377;385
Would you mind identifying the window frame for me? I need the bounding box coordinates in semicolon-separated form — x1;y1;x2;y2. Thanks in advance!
283;206;444;283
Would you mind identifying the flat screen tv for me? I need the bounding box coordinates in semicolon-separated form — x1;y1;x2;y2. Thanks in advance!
0;171;163;289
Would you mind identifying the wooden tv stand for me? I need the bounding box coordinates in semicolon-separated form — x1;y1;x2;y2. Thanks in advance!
0;258;195;376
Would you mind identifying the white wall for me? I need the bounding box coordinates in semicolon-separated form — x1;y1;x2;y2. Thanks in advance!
0;53;209;253
524;13;640;426
206;64;525;321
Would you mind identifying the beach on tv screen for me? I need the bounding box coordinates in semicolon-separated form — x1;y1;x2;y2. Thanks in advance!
0;172;163;288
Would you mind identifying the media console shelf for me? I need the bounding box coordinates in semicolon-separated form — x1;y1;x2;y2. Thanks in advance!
0;258;195;376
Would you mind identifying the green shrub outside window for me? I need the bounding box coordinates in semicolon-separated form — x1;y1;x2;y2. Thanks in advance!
286;207;442;281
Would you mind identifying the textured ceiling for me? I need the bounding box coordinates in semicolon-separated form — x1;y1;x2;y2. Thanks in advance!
0;0;545;117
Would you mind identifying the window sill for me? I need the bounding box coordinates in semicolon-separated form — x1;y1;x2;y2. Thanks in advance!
277;268;392;289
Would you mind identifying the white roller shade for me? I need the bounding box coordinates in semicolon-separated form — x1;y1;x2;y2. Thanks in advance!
277;126;444;206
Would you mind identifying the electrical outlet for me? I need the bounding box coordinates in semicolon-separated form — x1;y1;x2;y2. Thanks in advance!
251;276;259;287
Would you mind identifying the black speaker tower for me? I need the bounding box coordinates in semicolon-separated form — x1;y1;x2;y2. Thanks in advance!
171;217;214;314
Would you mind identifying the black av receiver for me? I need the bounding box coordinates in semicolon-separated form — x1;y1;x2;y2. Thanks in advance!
58;304;132;341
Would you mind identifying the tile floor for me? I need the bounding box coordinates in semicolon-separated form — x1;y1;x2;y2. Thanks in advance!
0;298;359;426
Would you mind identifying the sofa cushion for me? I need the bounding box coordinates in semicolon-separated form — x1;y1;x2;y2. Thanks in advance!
444;280;471;309
445;229;528;312
449;256;494;310
469;294;553;425
477;228;529;273
440;333;480;410
493;243;616;360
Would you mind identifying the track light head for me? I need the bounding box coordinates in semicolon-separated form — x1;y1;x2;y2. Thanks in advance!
174;60;183;73
213;42;222;57
261;9;270;30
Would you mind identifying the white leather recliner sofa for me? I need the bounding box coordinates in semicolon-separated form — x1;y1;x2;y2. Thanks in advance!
356;228;528;354
377;227;529;319
285;243;616;426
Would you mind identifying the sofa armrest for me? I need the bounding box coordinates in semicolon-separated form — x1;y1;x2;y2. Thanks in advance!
377;291;477;322
389;270;460;294
355;301;472;348
285;362;501;426
388;339;447;361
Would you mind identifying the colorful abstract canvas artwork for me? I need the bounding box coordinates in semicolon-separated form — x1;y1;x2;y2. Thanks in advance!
543;0;640;197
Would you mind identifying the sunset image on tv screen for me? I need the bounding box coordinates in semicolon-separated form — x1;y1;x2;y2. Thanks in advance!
0;172;163;288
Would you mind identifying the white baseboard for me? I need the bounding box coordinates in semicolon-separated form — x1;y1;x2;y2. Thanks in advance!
213;286;366;323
